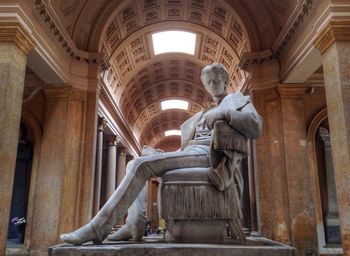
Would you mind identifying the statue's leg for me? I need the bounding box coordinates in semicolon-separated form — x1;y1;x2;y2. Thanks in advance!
107;185;147;241
60;146;209;245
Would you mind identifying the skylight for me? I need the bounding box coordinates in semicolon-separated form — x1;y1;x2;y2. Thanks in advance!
165;130;181;136
152;31;196;55
161;99;189;111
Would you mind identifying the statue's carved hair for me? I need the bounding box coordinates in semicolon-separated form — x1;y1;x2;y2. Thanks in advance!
200;63;229;85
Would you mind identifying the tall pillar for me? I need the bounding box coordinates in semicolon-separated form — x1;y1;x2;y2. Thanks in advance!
93;117;106;215
106;135;118;199
314;20;350;255
117;147;127;186
278;86;316;255
319;127;340;242
247;140;258;234
0;22;34;256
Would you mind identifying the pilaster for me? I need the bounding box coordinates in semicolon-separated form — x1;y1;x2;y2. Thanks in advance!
29;86;88;253
278;85;317;255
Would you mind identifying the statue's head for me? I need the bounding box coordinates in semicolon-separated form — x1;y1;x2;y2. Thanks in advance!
200;63;229;97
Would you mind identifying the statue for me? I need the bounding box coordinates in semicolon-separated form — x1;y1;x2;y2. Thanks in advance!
60;63;263;245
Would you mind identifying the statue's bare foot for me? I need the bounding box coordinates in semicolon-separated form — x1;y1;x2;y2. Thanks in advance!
107;223;143;241
60;223;102;245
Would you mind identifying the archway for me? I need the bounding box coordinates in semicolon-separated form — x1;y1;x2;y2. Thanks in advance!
7;123;33;245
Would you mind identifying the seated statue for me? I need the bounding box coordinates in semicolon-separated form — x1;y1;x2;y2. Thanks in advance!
60;63;263;245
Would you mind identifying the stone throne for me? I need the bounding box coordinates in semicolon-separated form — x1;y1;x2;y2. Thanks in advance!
158;120;248;244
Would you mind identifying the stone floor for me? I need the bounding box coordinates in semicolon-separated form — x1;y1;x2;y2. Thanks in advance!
50;235;294;256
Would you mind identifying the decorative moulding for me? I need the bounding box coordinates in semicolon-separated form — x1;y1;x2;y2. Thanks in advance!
277;85;306;99
34;0;109;70
0;21;35;55
313;20;350;54
272;0;314;57
238;50;274;70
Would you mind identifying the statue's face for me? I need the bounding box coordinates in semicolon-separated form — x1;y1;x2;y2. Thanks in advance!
203;71;227;97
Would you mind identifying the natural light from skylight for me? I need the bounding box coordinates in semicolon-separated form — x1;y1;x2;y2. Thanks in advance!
161;99;189;111
165;130;181;136
152;31;196;55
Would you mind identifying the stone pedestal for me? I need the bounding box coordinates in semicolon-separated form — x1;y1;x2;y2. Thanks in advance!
164;220;228;243
0;22;34;256
50;237;294;256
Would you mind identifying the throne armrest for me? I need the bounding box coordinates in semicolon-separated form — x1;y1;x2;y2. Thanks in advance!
212;120;248;156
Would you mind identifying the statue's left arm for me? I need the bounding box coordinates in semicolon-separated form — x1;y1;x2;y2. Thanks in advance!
221;101;263;139
200;93;263;139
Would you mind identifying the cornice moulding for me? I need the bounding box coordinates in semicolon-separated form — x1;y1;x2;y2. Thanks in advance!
238;50;274;70
277;85;306;98
313;20;350;54
272;0;314;57
34;0;109;70
43;85;73;98
0;21;35;54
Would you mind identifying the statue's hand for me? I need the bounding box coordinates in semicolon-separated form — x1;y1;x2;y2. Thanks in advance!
198;109;225;130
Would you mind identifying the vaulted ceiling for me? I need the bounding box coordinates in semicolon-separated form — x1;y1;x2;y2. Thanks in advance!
48;0;294;150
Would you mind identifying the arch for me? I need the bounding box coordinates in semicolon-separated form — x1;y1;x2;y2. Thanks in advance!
19;107;43;248
306;107;330;250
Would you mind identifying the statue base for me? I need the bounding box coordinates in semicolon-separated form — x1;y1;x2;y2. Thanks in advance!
50;236;294;256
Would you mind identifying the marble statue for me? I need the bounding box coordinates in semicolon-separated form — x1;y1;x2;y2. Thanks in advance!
60;63;263;245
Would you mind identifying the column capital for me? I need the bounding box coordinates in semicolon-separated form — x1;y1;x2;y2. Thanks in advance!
118;146;127;155
0;21;35;55
98;116;107;132
107;135;119;146
277;85;306;99
314;20;350;54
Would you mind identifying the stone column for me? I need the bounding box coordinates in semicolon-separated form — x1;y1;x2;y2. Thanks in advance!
319;127;340;240
106;135;118;199
247;140;258;234
314;20;350;255
0;22;34;256
93;117;106;215
278;86;316;255
117;147;127;186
